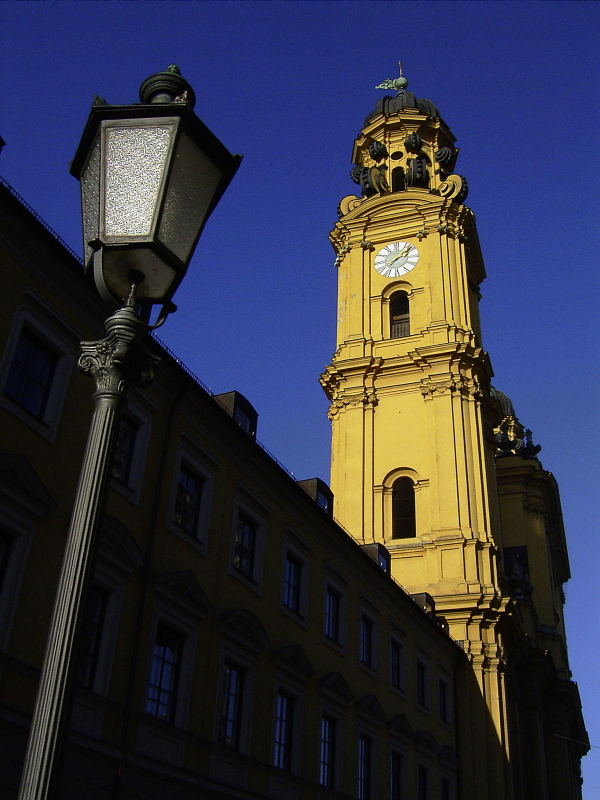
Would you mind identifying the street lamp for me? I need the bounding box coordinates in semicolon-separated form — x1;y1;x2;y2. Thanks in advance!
17;67;240;800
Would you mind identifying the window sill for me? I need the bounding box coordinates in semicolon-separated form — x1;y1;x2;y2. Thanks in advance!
280;604;308;629
0;395;58;442
110;476;141;506
323;634;344;654
169;522;208;556
358;662;377;678
229;566;262;596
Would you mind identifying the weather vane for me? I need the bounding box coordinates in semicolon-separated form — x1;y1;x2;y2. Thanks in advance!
375;61;408;93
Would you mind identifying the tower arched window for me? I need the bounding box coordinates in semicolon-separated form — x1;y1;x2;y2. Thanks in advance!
391;166;405;193
390;292;409;339
392;477;416;539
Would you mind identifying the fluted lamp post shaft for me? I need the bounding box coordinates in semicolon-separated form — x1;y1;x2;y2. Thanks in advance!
17;66;240;800
18;302;157;800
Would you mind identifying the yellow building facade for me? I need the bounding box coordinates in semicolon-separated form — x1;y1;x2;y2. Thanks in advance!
320;74;587;799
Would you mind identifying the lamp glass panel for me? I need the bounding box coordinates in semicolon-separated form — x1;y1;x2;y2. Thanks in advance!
158;130;223;263
104;125;173;237
80;132;101;266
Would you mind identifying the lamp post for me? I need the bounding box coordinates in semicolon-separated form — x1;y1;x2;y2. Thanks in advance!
17;67;240;800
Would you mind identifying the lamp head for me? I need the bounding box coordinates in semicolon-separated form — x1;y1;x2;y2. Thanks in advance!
71;67;241;309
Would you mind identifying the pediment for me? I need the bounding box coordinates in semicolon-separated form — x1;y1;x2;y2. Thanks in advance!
219;608;270;653
355;694;386;724
273;644;314;681
0;453;55;518
317;672;353;706
388;713;414;742
154;571;211;618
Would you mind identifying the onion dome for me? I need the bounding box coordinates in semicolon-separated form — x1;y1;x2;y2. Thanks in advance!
367;70;439;124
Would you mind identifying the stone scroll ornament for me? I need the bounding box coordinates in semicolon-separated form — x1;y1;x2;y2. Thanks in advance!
435;145;457;177
437;174;469;204
350;164;390;198
404;132;430;189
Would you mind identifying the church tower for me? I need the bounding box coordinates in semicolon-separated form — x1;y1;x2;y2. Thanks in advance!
321;68;587;799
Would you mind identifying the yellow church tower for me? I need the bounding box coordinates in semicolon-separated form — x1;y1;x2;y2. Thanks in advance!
321;67;587;799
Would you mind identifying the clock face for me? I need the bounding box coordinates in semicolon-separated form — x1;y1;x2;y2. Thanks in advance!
374;241;419;278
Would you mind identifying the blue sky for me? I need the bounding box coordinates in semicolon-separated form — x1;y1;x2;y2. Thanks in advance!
1;1;598;793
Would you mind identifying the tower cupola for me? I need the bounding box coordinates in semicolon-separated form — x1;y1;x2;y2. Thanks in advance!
349;66;466;203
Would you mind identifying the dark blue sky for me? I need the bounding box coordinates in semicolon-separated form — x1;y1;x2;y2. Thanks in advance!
1;1;598;792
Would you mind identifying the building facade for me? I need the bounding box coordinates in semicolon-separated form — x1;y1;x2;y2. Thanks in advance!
0;71;587;800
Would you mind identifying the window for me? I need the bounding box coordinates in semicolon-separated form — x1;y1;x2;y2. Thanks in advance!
392;478;416;539
316;488;331;514
145;623;184;722
233;512;257;580
168;443;215;550
391;166;405;193
233;404;253;435
3;326;58;420
416;658;429;708
283;553;302;613
359;615;373;668
358;734;372;800
0;532;13;597
417;765;429;800
319;715;336;788
1;305;76;439
108;400;151;502
111;415;139;486
174;462;204;537
77;584;109;690
324;587;341;642
273;691;295;770
218;662;245;749
439;677;450;723
441;777;451;800
390;292;409;339
390;750;404;800
390;639;404;690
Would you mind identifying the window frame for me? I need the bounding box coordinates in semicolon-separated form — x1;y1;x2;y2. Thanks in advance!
417;763;430;800
392;477;416;539
324;584;342;643
229;493;266;593
0;302;76;441
0;520;33;653
272;688;296;772
416;652;430;710
217;659;247;751
214;624;262;757
438;672;452;726
109;396;152;504
318;713;337;789
389;636;405;693
359;612;376;670
145;621;186;724
167;441;215;553
357;732;373;800
280;534;310;623
282;552;302;613
143;608;197;729
390;748;404;800
389;291;410;339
